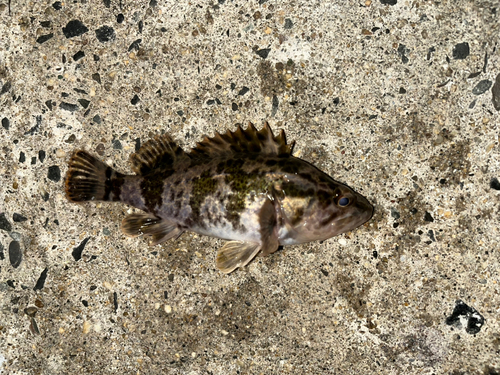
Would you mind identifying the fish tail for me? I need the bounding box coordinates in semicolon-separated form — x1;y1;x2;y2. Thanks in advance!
65;150;125;202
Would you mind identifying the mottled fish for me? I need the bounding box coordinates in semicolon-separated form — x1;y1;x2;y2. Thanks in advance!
65;122;373;273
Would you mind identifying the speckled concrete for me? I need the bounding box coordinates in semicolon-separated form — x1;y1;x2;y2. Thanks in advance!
1;0;499;374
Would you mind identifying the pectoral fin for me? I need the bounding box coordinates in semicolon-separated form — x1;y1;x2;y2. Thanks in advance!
258;197;280;256
122;213;183;245
216;241;261;274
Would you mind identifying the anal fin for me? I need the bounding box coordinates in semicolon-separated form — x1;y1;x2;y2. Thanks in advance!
122;213;183;245
216;241;261;274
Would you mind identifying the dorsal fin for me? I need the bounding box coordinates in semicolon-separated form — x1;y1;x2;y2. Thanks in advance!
130;133;189;175
189;122;295;160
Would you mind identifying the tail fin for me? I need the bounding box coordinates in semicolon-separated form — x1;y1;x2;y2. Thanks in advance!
65;150;125;202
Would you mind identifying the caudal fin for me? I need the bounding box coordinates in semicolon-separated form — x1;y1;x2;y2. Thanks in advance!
65;150;124;202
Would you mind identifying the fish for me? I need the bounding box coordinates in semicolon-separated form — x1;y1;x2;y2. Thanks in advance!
65;122;373;273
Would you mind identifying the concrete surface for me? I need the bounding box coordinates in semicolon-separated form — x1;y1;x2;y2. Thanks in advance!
1;0;499;374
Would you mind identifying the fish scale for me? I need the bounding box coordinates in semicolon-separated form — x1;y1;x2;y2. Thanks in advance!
65;122;373;273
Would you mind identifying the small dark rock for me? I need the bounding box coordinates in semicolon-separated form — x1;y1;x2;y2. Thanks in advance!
73;50;85;61
59;102;79;112
149;0;158;6
238;86;250;96
128;39;142;51
2;117;9;130
95;25;116;42
112;140;122;150
36;33;54;44
320;269;329;277
490;177;500;191
38;150;46;163
9;241;22;268
255;48;271;59
445;300;485;334
284;19;293;29
34;268;48;290
177;110;184;116
78;99;90;108
19;152;25;163
0;242;4;260
0;81;11;95
491;73;500;111
399;87;406;94
232;102;238;111
271;95;279;116
103;0;111;7
472;80;492;95
206;99;215;105
397;44;409;64
131;95;140;105
380;0;397;4
72;237;90;261
468;72;481;79
62;20;89;39
452;42;470;60
13;213;27;222
92;114;102;124
47;165;61;182
92;73;101;84
390;208;400;220
45;100;53;110
65;134;76;143
116;13;124;23
424;212;434;222
135;138;141;152
0;213;12;231
31;157;37;165
52;1;62;10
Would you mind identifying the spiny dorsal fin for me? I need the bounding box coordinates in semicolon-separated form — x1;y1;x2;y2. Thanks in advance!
189;122;295;160
130;133;189;175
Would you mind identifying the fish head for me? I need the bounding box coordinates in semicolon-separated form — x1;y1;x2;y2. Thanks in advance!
278;177;373;244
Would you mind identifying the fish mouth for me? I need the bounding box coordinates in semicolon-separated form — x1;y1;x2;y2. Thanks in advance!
355;194;374;226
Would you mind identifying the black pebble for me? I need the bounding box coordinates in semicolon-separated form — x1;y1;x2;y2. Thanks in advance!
38;150;46;163
164;291;168;299
13;213;27;222
36;34;54;44
472;80;492;95
490;177;500;190
333;97;340;105
72;237;90;261
390;208;400;220
168;274;174;282
284;19;293;29
45;100;53;110
73;50;85;61
255;48;271;59
135;138;141;152
19;152;25;163
9;241;22;268
206;99;215;105
320;269;329;277
113;292;118;311
492;73;500;111
95;25;116;42
271;95;279;115
92;114;102;124
128;39;142;51
2;117;9;130
131;95;140;105
424;212;434;222
34;268;48;290
47;165;61;182
0;81;11;96
92;73;101;84
0;213;12;231
452;42;470;60
103;0;111;7
399;87;406;94
59;102;79;112
397;44;409;64
78;99;90;109
232;102;238;111
380;0;397;4
177;110;184;116
0;242;4;260
238;86;250;96
117;13;124;23
113;140;122;150
52;1;62;10
31;157;37;165
62;20;89;39
149;0;158;6
445;300;485;334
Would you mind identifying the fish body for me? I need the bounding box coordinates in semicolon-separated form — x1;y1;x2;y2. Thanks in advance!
66;123;373;273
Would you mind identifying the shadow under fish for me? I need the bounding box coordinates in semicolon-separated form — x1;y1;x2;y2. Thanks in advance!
65;122;373;273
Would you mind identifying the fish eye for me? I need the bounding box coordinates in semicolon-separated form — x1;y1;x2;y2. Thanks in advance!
338;197;350;207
